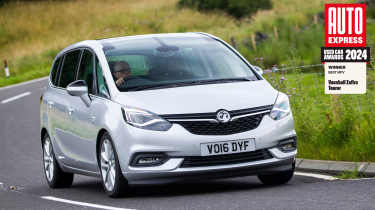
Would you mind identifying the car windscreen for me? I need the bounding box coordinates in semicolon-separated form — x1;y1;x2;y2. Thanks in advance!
101;36;258;92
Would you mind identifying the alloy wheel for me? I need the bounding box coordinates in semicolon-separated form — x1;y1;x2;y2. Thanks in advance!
43;137;54;182
100;139;116;192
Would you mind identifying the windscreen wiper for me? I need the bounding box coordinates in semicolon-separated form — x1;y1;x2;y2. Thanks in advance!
124;82;193;91
200;77;256;83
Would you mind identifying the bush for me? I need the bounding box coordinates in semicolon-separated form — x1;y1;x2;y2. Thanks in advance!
227;0;272;18
0;0;8;6
178;0;272;18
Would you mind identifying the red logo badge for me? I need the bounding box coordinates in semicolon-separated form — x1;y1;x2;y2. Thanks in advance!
325;4;366;47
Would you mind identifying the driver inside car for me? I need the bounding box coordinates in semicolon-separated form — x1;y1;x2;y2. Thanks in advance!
113;61;132;87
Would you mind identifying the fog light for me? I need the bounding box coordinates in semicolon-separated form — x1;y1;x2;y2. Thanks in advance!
278;138;297;152
131;153;168;167
138;157;162;164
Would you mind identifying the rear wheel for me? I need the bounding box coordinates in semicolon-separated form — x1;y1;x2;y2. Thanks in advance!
257;164;295;185
43;134;74;188
99;133;129;198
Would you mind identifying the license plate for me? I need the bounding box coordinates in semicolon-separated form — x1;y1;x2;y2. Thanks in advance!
200;139;255;156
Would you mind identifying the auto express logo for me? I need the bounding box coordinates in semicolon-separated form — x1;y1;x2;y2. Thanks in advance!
216;110;231;123
321;4;369;94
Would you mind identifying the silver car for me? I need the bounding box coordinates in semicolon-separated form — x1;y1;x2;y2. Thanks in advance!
40;33;297;197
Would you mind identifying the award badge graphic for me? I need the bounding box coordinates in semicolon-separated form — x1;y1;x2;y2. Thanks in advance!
321;4;370;94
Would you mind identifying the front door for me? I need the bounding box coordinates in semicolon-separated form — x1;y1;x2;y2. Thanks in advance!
64;49;99;172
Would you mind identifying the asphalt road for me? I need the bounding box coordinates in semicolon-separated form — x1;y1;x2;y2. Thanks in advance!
0;78;375;210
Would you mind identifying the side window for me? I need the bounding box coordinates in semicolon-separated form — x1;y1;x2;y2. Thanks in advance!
96;57;110;98
77;50;94;94
59;50;81;88
51;57;62;86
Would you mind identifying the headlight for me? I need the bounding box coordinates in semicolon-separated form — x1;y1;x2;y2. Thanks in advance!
121;107;172;131
270;92;291;120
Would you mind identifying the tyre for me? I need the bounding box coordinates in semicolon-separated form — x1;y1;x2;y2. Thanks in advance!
42;134;74;188
257;163;295;185
99;133;129;198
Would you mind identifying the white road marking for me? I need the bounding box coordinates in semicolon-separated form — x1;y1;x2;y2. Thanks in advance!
358;163;367;172
342;177;375;181
0;77;48;91
1;92;31;104
41;196;135;210
295;172;338;181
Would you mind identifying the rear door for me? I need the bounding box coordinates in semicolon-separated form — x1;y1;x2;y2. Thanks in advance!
45;56;62;138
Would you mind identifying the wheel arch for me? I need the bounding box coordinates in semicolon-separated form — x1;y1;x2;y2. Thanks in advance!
96;128;108;165
41;127;48;145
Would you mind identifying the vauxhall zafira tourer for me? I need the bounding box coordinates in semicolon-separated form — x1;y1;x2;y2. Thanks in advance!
40;33;297;197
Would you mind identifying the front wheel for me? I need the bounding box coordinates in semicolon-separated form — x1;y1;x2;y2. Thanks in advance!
43;134;74;188
99;133;129;198
257;165;295;185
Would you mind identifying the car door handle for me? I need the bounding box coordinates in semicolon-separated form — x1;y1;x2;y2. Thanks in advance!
90;115;96;122
67;107;74;116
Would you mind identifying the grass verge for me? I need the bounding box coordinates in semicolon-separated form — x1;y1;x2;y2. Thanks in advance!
0;50;56;87
336;168;364;179
265;70;375;162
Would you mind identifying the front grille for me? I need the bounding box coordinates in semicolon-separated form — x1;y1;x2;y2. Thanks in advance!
176;113;266;135
161;105;272;135
180;149;273;168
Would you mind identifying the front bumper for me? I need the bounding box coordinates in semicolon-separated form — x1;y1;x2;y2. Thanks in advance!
110;113;297;184
124;148;296;184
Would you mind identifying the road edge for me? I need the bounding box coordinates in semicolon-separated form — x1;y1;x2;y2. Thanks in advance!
0;77;48;91
296;158;375;176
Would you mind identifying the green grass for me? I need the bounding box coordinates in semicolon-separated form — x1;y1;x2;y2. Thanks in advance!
241;19;325;68
336;167;364;179
265;70;375;161
0;49;57;86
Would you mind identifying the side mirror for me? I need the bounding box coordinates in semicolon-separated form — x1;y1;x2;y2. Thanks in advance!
67;80;88;96
67;80;91;106
253;66;264;75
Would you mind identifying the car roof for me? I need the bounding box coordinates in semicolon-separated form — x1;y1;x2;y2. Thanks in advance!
56;32;214;58
98;32;210;43
56;40;100;58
